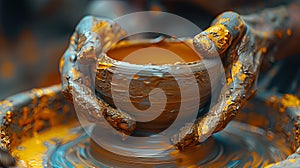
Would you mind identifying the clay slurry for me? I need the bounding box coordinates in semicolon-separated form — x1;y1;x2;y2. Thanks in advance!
106;41;202;65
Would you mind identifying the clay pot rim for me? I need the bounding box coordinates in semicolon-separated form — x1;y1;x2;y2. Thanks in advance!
98;38;220;74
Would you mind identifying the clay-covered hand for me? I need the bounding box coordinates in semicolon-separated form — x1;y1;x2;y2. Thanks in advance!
60;16;136;135
171;6;292;149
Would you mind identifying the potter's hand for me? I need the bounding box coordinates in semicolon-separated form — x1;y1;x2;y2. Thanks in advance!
60;16;136;135
171;7;293;149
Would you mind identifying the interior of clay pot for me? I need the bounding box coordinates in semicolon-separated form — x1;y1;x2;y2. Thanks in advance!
106;39;201;65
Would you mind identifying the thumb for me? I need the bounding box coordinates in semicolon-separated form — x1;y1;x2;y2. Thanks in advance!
193;11;245;58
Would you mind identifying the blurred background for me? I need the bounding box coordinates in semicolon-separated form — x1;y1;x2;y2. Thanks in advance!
0;0;298;99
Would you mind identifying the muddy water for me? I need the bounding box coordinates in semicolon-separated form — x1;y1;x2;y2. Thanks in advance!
12;120;291;168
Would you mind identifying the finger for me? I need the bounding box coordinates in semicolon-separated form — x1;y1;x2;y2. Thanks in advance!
170;123;199;150
193;11;245;59
72;82;136;135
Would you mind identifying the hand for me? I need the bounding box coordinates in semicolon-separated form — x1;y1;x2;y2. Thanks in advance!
60;16;136;135
171;6;294;149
